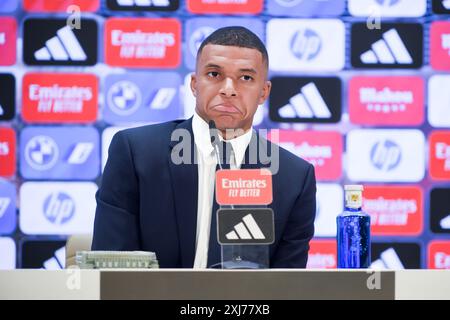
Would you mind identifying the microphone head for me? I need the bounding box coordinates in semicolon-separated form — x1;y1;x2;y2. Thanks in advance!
208;120;219;146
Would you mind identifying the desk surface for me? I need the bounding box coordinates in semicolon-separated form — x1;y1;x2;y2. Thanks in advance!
0;269;449;300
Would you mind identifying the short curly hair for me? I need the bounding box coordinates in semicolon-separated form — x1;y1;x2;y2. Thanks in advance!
196;26;268;68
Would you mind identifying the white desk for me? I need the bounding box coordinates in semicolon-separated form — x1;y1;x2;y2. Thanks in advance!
0;269;449;300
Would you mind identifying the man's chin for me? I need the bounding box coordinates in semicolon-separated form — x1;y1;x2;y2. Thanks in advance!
214;117;241;131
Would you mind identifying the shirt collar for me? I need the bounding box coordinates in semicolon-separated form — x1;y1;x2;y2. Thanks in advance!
192;111;253;168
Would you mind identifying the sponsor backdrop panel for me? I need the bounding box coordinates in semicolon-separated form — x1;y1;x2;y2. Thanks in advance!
0;0;449;270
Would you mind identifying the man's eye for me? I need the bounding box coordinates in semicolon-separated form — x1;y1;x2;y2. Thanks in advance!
207;72;219;77
242;75;253;81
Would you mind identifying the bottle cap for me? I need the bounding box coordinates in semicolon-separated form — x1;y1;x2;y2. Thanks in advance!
344;185;364;191
344;185;363;209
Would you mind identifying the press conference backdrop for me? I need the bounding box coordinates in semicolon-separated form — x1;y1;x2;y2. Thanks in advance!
0;0;449;270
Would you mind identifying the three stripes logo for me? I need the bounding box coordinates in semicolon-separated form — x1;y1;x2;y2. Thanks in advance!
278;83;331;119
107;0;179;11
218;208;275;245
371;243;421;269
21;240;66;269
34;26;87;62
360;29;413;65
269;77;341;123
42;247;66;269
370;247;405;269
23;19;97;66
225;214;266;241
351;23;423;69
0;74;15;121
433;0;450;13
430;188;450;234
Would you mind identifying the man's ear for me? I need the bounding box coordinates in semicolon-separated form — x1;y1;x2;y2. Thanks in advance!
258;80;272;105
190;73;197;97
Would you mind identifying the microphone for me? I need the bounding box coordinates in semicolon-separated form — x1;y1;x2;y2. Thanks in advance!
209;120;234;211
209;120;224;170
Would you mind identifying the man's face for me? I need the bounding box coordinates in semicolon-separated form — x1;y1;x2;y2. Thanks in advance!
191;44;271;134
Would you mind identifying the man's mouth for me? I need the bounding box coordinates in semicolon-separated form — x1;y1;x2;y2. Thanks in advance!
212;103;241;114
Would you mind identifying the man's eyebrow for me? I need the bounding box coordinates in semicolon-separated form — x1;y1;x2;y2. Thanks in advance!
203;64;258;74
204;63;222;69
239;68;257;74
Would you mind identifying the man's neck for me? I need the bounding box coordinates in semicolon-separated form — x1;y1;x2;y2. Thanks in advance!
195;111;250;140
220;128;249;141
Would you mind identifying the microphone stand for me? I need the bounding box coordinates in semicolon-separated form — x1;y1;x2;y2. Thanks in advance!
208;120;241;267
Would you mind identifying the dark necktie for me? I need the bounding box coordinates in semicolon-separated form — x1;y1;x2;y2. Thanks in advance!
207;141;233;268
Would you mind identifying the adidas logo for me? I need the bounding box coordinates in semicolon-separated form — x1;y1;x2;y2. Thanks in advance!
0;197;11;218
440;214;450;229
360;29;413;64
42;246;65;269
225;214;266;240
34;26;87;62
116;0;170;6
370;248;405;269
278;82;332;119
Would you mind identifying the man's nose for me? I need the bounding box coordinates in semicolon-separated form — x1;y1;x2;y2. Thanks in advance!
219;78;237;97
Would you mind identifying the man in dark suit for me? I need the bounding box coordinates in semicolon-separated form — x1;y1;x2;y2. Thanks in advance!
92;26;316;268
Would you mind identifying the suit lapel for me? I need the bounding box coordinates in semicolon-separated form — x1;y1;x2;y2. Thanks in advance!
168;118;198;268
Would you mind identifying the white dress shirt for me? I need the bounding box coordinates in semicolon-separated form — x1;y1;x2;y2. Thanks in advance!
192;112;253;269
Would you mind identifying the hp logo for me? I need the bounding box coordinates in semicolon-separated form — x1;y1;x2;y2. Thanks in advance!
375;0;401;6
370;140;402;171
43;192;75;225
189;27;214;57
107;80;141;116
290;28;322;61
25;135;59;171
274;0;304;7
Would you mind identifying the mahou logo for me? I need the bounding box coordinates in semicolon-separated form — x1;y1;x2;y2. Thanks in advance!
272;130;342;181
349;76;424;126
0;17;16;66
429;131;450;180
0;128;15;177
431;21;450;71
428;241;450;269
307;240;337;269
363;186;423;236
105;18;181;68
187;0;263;14
22;73;98;123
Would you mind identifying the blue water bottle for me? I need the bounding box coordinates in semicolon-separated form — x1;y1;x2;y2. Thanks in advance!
337;185;371;268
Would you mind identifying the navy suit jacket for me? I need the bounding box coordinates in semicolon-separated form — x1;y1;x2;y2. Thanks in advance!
92;118;316;268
